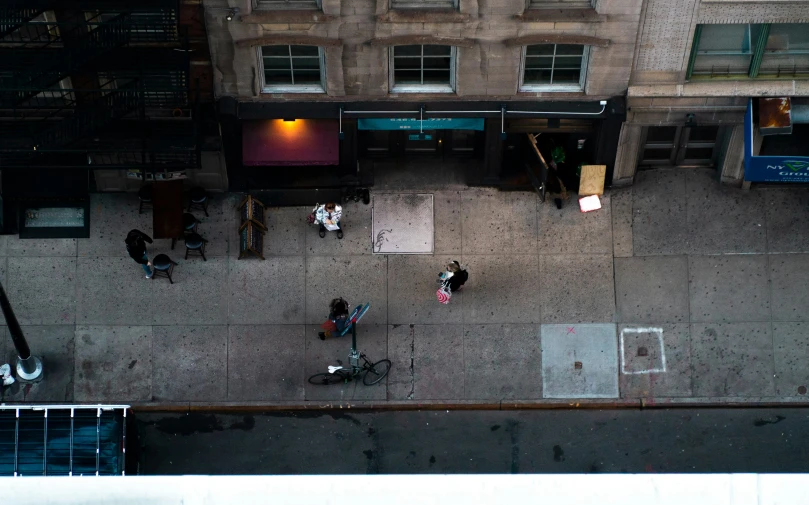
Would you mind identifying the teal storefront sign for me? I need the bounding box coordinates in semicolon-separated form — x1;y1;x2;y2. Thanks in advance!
358;118;485;131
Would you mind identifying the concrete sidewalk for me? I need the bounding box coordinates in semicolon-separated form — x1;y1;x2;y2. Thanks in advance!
2;167;809;408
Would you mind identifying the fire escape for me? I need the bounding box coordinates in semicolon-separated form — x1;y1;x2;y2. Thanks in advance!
0;1;200;173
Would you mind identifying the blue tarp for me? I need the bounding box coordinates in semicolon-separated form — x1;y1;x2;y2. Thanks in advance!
358;118;485;131
744;99;809;182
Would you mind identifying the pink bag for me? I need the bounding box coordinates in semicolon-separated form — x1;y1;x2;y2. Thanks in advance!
436;286;451;304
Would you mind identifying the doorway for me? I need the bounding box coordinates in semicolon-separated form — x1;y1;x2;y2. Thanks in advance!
638;126;726;169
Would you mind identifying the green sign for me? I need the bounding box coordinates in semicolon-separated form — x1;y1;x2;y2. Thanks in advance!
358;118;484;131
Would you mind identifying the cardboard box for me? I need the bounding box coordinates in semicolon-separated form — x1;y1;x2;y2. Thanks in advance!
579;165;607;196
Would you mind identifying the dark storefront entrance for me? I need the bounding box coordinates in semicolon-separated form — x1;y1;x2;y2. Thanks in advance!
221;99;624;202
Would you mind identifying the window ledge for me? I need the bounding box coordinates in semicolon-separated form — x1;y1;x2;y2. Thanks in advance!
520;85;584;93
517;8;605;23
261;87;326;94
391;85;455;94
378;10;471;23
242;10;335;24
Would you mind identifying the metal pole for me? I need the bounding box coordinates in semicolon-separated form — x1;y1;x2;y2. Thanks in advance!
0;282;43;382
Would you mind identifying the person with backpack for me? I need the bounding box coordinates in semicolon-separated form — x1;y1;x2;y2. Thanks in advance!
318;297;350;340
125;229;154;279
436;261;468;304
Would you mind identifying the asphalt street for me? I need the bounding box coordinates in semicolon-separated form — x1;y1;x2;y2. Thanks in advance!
136;408;809;475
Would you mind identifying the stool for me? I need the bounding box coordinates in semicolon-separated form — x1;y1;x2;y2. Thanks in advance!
138;184;153;214
187;186;209;217
184;232;207;261
152;254;177;284
171;213;200;250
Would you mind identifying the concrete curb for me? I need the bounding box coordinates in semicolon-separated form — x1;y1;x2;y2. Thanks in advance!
121;397;809;413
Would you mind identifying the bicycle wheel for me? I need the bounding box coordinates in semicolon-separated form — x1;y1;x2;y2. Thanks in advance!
308;372;346;385
362;359;391;385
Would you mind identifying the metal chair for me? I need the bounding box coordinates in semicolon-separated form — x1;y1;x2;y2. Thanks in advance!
184;232;208;261
152;254;177;284
187;186;209;217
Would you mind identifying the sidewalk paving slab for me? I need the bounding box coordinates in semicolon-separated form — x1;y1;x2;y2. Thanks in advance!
371;193;434;254
463;324;541;400
79;193;150;257
461;190;537;255
688;255;770;323
6;236;76;257
541;323;619;399
772;322;809;397
433;190;462;255
228;256;305;324
539;254;615;323
76;257;154;325
1;325;74;403
461;254;540;324
615;256;689;324
618;323;693;399
262;206;308;256
538;193;612;254
150;256;229;325
769;254;809;322
387;255;463;324
74;325;153;402
7;257;76;325
610;188;633;257
632;169;689;256
690;322;775;397
305;256;388;325
765;188;809;253
303;323;388;402
152;325;228;402
686;168;767;254
388;323;465;401
227;324;306;401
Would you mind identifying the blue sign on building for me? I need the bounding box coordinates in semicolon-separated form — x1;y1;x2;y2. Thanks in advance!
744;99;809;182
358;118;485;131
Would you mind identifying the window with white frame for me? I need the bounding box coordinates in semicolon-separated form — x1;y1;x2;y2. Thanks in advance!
260;45;325;93
390;45;455;93
255;0;322;9
520;44;589;91
527;0;596;8
391;0;458;9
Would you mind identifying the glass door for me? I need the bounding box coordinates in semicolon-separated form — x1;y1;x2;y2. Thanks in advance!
639;126;723;169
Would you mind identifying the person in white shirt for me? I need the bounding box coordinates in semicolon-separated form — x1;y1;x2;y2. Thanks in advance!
315;202;343;239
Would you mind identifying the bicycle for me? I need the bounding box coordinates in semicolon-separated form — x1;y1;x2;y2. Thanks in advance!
308;303;392;386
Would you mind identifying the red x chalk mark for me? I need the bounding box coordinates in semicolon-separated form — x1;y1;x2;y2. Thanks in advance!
566;327;576;335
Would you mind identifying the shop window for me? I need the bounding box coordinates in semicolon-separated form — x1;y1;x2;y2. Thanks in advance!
255;0;322;9
391;0;458;9
526;0;596;8
687;23;809;80
260;45;325;93
638;126;723;169
520;44;589;91
390;45;455;93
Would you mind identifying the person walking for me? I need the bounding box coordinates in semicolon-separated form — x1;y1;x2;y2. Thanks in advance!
126;229;154;279
315;202;343;239
439;261;468;292
318;297;350;340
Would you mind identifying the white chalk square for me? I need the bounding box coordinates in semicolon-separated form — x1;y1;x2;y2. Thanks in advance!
620;327;666;374
371;193;434;254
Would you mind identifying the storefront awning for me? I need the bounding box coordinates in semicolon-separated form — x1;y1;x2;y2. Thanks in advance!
242;119;339;166
744;98;809;182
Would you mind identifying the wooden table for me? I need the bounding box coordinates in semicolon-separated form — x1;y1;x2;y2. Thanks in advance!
152;180;184;245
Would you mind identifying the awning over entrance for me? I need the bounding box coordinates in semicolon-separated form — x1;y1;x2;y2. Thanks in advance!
0;405;128;476
745;98;809;182
242;119;339;166
358;118;484;130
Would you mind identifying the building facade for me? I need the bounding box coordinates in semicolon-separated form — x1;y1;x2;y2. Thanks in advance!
0;0;222;236
203;0;642;202
614;0;809;187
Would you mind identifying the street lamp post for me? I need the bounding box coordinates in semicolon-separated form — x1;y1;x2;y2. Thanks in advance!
0;282;43;382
